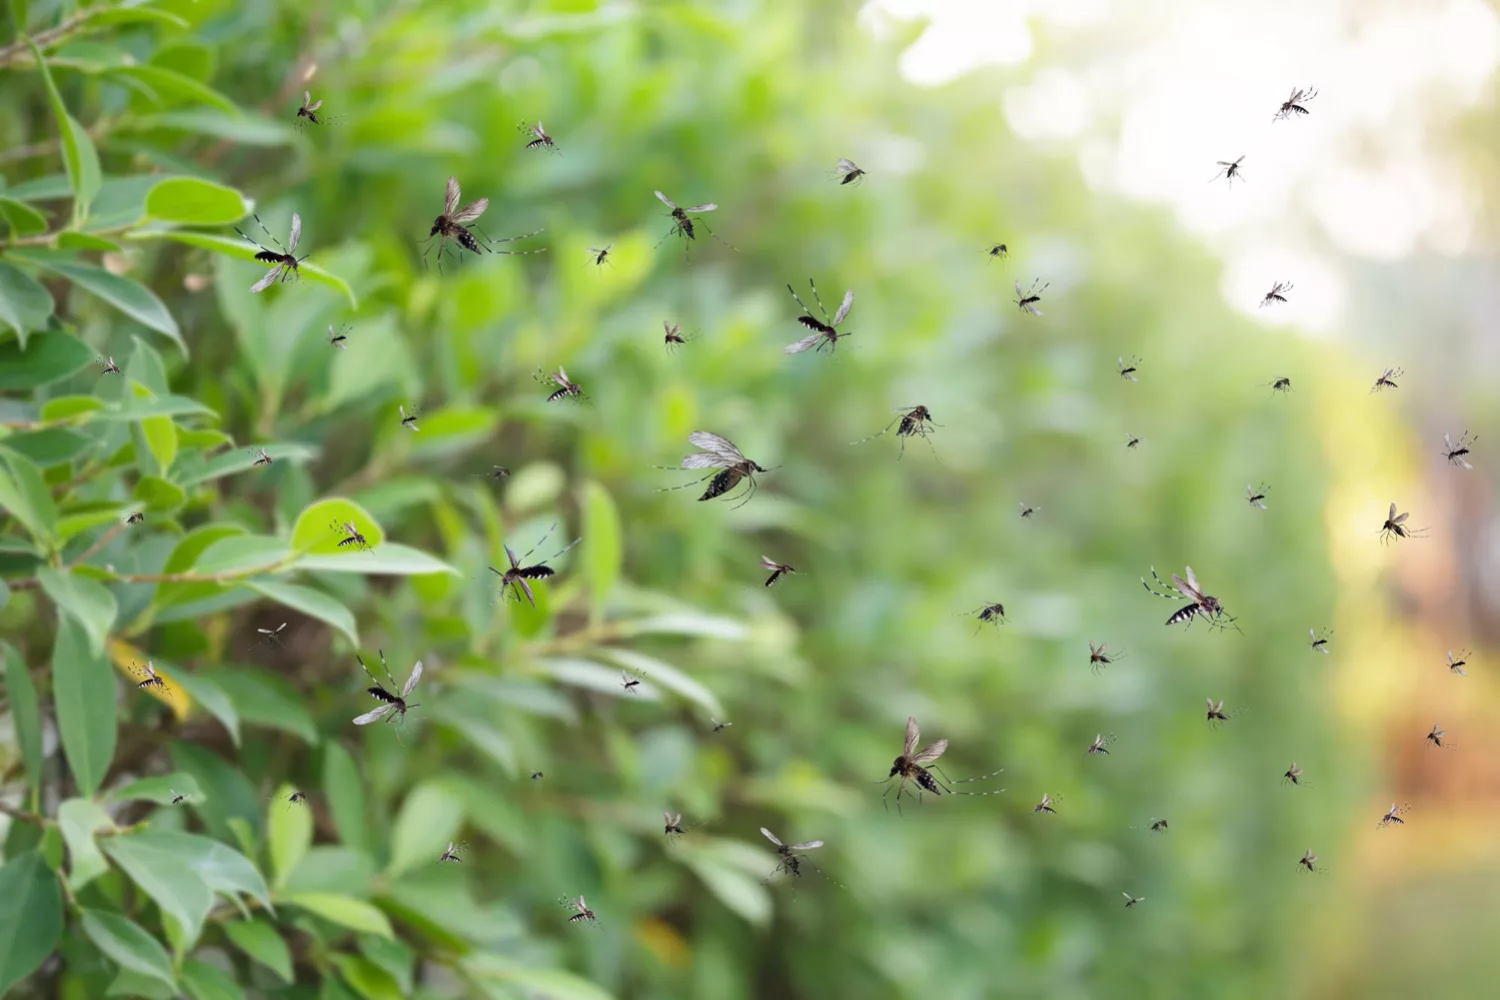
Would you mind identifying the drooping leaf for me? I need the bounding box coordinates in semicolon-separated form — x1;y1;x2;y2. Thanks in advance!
173;441;319;487
0;851;64;995
58;797;115;889
26;259;183;351
282;894;393;938
52;616;117;797
0;260;54;347
0;196;48;236
79;909;176;991
130;230;358;308
107;65;239;116
144;176;249;226
37;566;118;657
2;643;45;790
0;330;92;389
222;919;293;984
99;834;214;947
243;579;359;646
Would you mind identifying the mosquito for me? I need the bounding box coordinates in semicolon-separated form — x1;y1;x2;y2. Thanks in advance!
1205;697;1231;726
399;404;420;431
251;447;273;466
1264;376;1293;395
1309;627;1331;654
986;243;1008;259
1122;892;1144;908
530;771;544;781
1088;642;1123;673
958;602;1007;633
423;176;488;267
561;895;598;924
97;355;121;375
332;519;369;551
1014;279;1048;315
619;670;645;696
1147;818;1169;833
654;190;725;253
256;622;288;647
785;279;854;354
294;91;342;127
132;661;165;690
1371;367;1403;393
286;790;308;807
439;841;465;863
327;324;349;350
850;405;938;458
1283;762;1306;786
535;365;584;402
658;430;770;508
1034;793;1060;815
663;811;688;839
761;555;797;587
1274;86;1317;121
125;512;145;525
1142;565;1237;631
1086;733;1115;756
1118;355;1141;382
1297;849;1322;874
711;718;732;733
1443;431;1476;469
587;243;614;267
1378;802;1409;829
1247;483;1269;510
488;522;581;607
1378;502;1426;544
1126;433;1142;449
474;465;511;482
353;650;423;728
1260;281;1293;307
1019;502;1040;519
833;157;866;185
760;827;824;882
1425;722;1452;749
236;213;308;293
519;120;558;152
1447;649;1470;676
878;716;1005;815
662;321;697;352
169;789;188;805
1211;155;1246;186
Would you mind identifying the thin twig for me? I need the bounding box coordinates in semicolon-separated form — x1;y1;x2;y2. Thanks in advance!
69;521;127;571
0;13;113;68
0;799;47;827
5;555;301;592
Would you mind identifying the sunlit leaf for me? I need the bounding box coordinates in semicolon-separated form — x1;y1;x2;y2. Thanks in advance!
110;772;205;806
581;480;623;614
144;177;249;226
281;894;393;938
28;39;102;222
290;497;385;554
268;782;313;892
0;445;58;544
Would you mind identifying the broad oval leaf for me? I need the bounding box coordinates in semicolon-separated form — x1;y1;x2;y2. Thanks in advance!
145;177;249;226
298;543;458;577
0;446;58;544
0;851;64;995
386;782;465;878
244;579;359;646
281;893;393;938
268;781;313;891
207;668;319;744
109;772;205;805
0;260;54;346
290;497;385;555
0;196;48;236
322;742;370;855
52;617;117;797
26;259;183;351
3;643;45;790
0;330;92;390
179;958;247;1000
79;909;176;991
223;919;293;984
58;797;115;890
37;566;118;657
131;230;357;308
99;834;214;947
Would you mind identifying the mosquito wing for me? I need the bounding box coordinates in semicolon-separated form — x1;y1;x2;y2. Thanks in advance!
251;264;286;293
1015;280;1024;298
911;739;948;766
451;198;489;225
354;704;396;725
1393;511;1409;524
789;840;822;851
1023;303;1042;316
760;555;782;571
681;452;730;470
832;289;854;326
687;431;745;463
785;332;826;354
683;203;717;213
654;190;677;209
287;213;302;254
903;716;919;759
760;827;783;847
1184;565;1202;595
307;97;323;112
402;660;424;697
836;157;859;174
1388;502;1398;522
444;176;461;216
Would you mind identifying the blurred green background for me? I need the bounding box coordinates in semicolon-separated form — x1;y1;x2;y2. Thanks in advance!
3;0;1499;998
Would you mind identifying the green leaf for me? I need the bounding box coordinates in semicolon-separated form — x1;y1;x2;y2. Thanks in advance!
173;440;318;487
621;611;749;641
403;406;498;460
107;65;239;115
188;534;295;575
40;394;106;422
26;259;182;351
330;953;404;1000
322;742;369;855
2;645;43;789
386;782;464;878
0;851;64;995
290;497;385;554
0;445;58;544
598;648;724;717
133;475;186;512
281;894;393;938
298;543;458;577
57;231;120;252
463;955;615;1000
0;196;48;236
91;7;192;30
144;177;248;226
0;260;54;346
2;427;95;466
222;919;293;984
28;38;103;222
581;480;623;612
179;958;246;1000
0;330;92;390
678;843;773;927
356;935;413;996
109;772;204;805
208;669;318;744
51;616;116;797
268;781;312;892
97;393;217;421
106;968;175;999
79;909;176;991
135;109;294;146
37;566;118;657
130;230;358;308
58;797;115;889
169;671;240;746
98;834;213;946
243;579;359;646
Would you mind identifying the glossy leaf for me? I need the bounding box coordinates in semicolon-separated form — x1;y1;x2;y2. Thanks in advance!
37;566;118;657
0;851;63;995
290;497;385;554
109;772;205;805
0;196;48;236
52;616;117;797
132;230;358;308
58;797;115;889
268;781;313;891
79;909;176;991
99;834;214;946
144;177;249;226
28;39;102;220
298;543;458;576
0;446;58;545
161;663;242;747
386;782;465;878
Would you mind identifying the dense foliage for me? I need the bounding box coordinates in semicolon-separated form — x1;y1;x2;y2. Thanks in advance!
0;1;1382;998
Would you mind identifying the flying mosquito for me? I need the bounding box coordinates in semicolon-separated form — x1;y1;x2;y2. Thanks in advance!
1443;431;1477;469
1370;367;1403;393
1147;818;1169;833
879;716;1005;815
1309;627;1332;654
132;660;166;690
1296;849;1323;874
97;355;121;375
1447;648;1470;676
663;812;688;839
439;841;466;863
1247;483;1269;510
761;555;797;587
1118;355;1141;381
125;512;145;525
1378;502;1426;544
986;243;1008;259
833;157;866;185
1020;502;1040;519
285;790;308;807
711;717;732;733
659;430;769;507
1126;433;1142;449
760;827;824;881
1263;376;1293;395
236;213;308;293
785;279;854;354
256;622;288;647
474;465;511;482
1014;279;1048;315
353;650;423;728
1260;281;1293;307
327;324;349;350
654;190;724;252
1122;892;1144;908
519;120;558;151
535;365;585;402
530;771;544;781
662;321;697;352
251;447;273;467
1283;762;1306;786
1211;155;1246;186
332;519;369;551
1205;697;1231;726
1142;565;1237;631
587;243;614;267
423;176;488;265
1086;733;1115;756
1378;802;1409;829
1425;722;1452;749
1274;86;1318;121
294;90;341;127
169;789;188;805
850;405;938;458
620;670;643;695
488;521;581;607
1087;642;1124;673
561;895;598;924
399;404;420;431
958;602;1007;633
1034;793;1060;815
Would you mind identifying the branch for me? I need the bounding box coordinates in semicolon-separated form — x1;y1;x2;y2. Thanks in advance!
68;521;127;571
0;220;134;252
5;555;301;591
0;12;112;68
0;799;47;827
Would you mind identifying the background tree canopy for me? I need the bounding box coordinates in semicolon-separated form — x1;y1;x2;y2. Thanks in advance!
2;0;1493;998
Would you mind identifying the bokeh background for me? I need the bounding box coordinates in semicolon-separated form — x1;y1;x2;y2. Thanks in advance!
3;0;1500;997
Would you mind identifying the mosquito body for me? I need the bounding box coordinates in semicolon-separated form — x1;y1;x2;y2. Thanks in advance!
1260;281;1293;307
587;243;614;267
760;827;823;881
1264;376;1293;395
170;789;188;805
959;602;1007;633
711;717;732;733
1297;849;1322;874
399;404;420;431
1148;818;1169;833
488;522;581;607
1205;697;1231;726
1019;502;1040;519
1447;649;1470;676
1378;802;1409;829
562;895;598;924
1014;279;1048;315
236;213;308;293
536;365;584;402
1088;642;1122;672
1118;355;1141;382
986;243;1008;259
251;447;273;467
519;120;557;151
1142;565;1236;631
475;465;511;482
621;670;642;695
1034;793;1059;815
439;841;466;863
530;771;544;781
833;157;866;185
1283;762;1305;786
1443;431;1477;469
1126;433;1142;449
1274;86;1317;121
662;321;696;352
663;812;687;838
851;405;938;458
1247;483;1269;510
1309;628;1331;654
761;555;796;587
333;519;369;550
132;660;166;690
1379;502;1426;544
654;190;723;253
785;279;854;354
286;790;308;807
353;650;423;727
126;512;145;525
1425;722;1452;749
1086;733;1115;756
1211;155;1247;186
424;176;489;263
660;430;769;508
1123;892;1144;908
294;90;340;127
879;717;1004;814
327;324;349;350
257;622;288;646
1371;367;1403;393
97;355;121;375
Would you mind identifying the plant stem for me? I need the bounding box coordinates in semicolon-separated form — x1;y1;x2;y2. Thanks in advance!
0;12;112;68
5;555;301;591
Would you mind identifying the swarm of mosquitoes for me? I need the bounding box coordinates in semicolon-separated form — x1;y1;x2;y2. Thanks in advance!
115;78;1479;935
